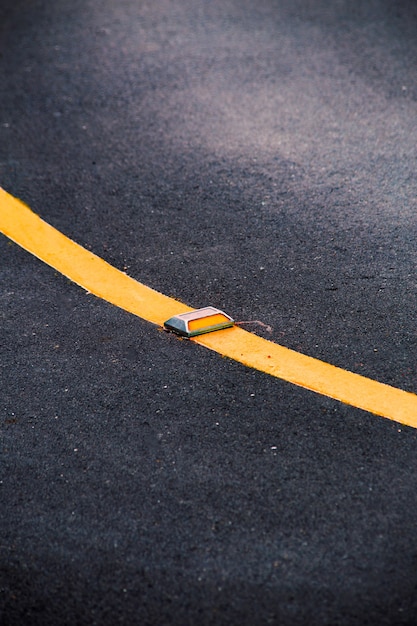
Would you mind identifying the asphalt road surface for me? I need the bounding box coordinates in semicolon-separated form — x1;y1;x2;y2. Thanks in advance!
1;0;417;624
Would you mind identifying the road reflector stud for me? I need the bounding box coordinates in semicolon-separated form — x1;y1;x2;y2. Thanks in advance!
164;307;234;338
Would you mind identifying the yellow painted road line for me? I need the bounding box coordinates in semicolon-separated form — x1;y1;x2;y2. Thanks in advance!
197;329;417;426
0;188;192;325
1;187;417;427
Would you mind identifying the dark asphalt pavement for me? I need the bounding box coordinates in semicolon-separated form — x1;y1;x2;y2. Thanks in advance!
1;1;417;624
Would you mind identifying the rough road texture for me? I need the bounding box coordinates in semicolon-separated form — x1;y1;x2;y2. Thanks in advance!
1;1;417;624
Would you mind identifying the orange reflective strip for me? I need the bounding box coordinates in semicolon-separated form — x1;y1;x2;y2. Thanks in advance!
188;313;231;331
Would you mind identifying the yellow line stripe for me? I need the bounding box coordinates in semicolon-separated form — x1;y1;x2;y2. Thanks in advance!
197;329;417;425
1;187;417;427
0;188;192;325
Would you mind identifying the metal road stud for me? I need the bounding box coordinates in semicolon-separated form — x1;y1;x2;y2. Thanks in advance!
164;307;234;338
